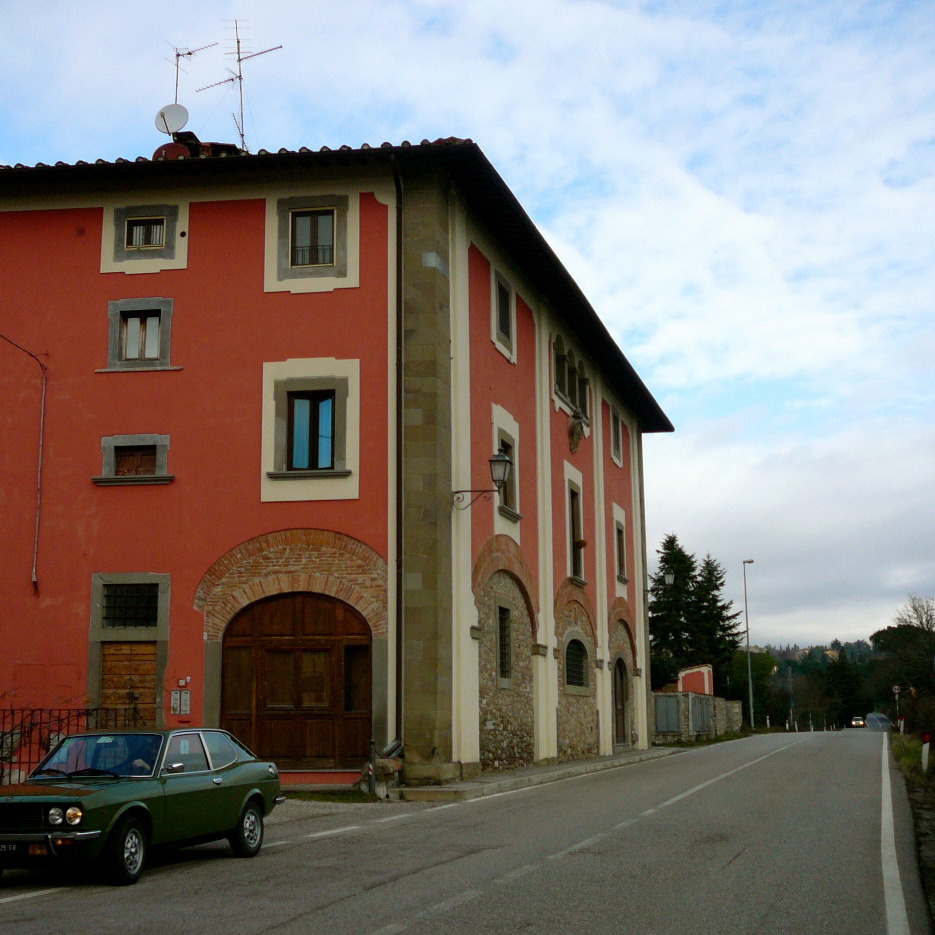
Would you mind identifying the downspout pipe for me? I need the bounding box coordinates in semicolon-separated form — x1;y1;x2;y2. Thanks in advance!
1;333;47;594
390;155;405;752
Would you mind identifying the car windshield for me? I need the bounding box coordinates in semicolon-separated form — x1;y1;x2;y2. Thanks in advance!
32;733;164;778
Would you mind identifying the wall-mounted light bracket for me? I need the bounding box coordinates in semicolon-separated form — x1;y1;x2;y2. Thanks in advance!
452;451;513;511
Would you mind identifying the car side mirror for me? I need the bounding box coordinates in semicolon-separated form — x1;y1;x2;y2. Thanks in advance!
162;762;185;774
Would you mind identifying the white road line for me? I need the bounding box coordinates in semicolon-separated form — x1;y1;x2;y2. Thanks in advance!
428;889;482;913
547;832;607;860
0;887;65;905
374;812;414;822
303;825;359;839
881;733;911;935
265;840;290;847
367;923;409;935
654;738;811;812
496;863;537;883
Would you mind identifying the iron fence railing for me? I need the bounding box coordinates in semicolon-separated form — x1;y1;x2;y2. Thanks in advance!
0;707;146;784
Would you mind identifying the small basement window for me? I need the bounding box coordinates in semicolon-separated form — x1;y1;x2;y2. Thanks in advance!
94;434;173;486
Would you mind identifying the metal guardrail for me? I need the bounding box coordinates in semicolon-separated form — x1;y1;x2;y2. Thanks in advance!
0;707;145;785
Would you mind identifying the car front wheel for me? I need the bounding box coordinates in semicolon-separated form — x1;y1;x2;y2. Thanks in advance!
228;801;264;857
105;816;146;885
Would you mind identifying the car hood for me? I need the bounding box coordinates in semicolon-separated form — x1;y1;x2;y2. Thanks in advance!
1;781;112;798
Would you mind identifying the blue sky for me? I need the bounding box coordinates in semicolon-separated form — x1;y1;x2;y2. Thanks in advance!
2;0;932;647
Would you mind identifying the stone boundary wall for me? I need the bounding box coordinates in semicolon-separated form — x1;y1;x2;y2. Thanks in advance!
652;692;742;744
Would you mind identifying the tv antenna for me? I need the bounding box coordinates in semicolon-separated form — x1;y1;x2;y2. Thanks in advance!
168;41;218;104
196;20;281;152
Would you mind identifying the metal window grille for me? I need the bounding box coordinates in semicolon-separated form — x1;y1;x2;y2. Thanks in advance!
497;606;512;679
102;583;159;628
125;218;165;249
566;639;587;687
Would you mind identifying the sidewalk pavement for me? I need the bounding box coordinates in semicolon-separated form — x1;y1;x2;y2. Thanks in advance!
396;747;680;802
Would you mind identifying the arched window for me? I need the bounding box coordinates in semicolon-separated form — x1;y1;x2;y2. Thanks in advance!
554;336;567;397
565;638;588;687
566;351;578;409
576;363;589;419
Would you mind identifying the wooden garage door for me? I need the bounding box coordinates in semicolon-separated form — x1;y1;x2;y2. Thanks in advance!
101;642;157;726
221;593;372;769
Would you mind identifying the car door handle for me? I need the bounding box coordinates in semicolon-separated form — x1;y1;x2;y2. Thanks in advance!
213;777;223;785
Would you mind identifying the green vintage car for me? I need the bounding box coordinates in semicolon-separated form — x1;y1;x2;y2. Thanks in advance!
0;728;285;885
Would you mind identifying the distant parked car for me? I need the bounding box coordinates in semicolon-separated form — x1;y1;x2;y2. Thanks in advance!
865;713;894;732
850;716;866;728
0;728;284;884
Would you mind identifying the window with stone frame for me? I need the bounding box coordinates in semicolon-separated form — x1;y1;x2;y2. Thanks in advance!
106;298;174;371
276;195;348;282
94;434;173;486
112;205;179;264
102;583;160;628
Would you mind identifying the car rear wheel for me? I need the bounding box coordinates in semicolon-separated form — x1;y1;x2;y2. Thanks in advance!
228;801;264;857
104;816;146;885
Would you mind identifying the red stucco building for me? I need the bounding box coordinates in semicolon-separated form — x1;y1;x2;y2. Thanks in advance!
0;133;671;783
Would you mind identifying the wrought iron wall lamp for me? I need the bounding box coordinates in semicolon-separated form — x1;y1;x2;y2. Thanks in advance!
452;451;513;510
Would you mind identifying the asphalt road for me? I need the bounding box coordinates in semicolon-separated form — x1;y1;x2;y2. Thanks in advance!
0;731;929;934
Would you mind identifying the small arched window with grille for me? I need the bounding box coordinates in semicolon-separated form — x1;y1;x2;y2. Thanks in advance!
565;638;588;687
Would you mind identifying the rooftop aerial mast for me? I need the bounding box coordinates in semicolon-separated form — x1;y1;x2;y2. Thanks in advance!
196;20;281;152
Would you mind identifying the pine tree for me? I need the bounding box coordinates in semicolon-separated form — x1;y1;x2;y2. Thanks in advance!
691;555;743;696
648;534;696;689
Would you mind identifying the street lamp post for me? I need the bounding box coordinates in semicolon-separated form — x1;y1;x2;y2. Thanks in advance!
743;559;755;729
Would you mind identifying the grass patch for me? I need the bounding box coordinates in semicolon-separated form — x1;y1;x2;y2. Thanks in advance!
893;733;934;786
287;790;381;803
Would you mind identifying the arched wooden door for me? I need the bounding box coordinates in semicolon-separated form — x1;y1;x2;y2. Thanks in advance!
221;593;372;768
613;658;629;748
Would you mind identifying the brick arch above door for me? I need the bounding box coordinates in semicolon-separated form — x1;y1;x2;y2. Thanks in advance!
195;529;388;642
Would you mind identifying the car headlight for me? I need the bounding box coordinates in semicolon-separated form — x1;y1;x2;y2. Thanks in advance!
48;807;64;825
65;806;83;825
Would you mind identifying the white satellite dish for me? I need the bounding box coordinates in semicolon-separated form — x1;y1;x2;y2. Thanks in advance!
155;103;189;135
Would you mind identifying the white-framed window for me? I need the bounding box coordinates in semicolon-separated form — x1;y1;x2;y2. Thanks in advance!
492;272;515;359
554;336;590;422
93;434;173;486
615;521;627;583
492;404;521;537
569;483;584;581
262;358;360;502
106;298;174;370
276;195;348;282
553;335;567;397
102;203;189;275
